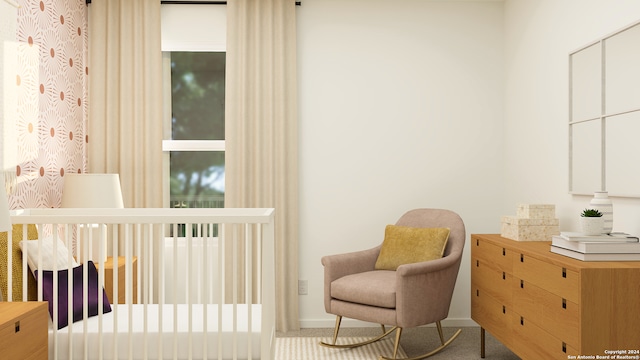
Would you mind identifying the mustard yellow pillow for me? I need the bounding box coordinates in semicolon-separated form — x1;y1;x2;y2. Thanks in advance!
0;224;39;301
374;225;450;270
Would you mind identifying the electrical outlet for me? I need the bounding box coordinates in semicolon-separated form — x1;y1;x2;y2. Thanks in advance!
298;280;308;295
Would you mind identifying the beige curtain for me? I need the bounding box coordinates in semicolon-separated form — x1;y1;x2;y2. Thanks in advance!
87;0;163;209
226;0;299;331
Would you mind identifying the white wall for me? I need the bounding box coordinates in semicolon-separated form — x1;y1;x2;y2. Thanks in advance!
503;1;640;245
297;0;505;328
297;0;640;329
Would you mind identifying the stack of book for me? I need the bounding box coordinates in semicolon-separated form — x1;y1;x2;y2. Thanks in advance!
551;232;640;261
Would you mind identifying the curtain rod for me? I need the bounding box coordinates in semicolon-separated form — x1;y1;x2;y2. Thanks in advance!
86;1;301;5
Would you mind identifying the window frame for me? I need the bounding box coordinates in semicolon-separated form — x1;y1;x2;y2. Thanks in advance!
161;4;227;208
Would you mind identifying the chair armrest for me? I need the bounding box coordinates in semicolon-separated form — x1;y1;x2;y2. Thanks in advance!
395;253;463;328
321;245;381;283
321;245;381;313
395;252;457;277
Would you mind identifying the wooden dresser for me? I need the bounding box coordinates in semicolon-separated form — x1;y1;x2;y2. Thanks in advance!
471;234;640;359
0;302;48;360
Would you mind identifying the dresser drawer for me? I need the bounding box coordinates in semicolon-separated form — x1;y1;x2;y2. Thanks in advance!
513;252;579;303
512;311;579;360
513;277;579;349
471;284;512;348
472;257;513;307
472;236;514;274
0;303;48;360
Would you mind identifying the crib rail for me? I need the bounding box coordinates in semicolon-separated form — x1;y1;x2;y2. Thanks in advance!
1;208;275;360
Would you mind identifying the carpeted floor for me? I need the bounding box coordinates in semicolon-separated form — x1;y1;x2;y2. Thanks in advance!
277;326;521;359
276;337;407;360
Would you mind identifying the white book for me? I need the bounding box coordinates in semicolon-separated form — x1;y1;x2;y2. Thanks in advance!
559;231;639;242
552;235;640;254
550;245;640;261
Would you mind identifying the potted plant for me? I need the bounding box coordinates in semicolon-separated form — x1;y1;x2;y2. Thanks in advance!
580;208;604;235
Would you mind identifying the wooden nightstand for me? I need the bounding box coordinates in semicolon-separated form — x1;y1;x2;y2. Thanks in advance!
96;256;138;304
0;302;48;360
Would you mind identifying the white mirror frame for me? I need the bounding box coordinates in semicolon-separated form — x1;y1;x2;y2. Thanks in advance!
569;19;640;198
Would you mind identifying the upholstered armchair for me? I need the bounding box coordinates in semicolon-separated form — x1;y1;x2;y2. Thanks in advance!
320;208;465;360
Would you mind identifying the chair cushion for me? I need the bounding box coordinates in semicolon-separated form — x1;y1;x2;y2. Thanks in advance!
374;225;450;270
331;270;396;308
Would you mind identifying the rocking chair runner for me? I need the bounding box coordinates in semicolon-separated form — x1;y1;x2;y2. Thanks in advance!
320;208;465;360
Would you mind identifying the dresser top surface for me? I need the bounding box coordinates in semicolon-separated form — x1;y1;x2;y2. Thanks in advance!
472;233;640;270
0;302;47;325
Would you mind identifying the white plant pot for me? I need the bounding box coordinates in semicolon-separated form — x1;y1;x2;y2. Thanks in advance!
581;217;604;236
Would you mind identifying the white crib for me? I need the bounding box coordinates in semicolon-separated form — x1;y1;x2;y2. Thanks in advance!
1;208;275;360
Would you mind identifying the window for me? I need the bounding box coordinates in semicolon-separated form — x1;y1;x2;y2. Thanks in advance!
164;52;225;209
161;5;226;209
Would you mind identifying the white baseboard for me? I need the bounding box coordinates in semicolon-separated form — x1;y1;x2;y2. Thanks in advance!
299;318;479;329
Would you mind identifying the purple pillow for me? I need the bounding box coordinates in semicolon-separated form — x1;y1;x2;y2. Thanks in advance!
35;261;112;329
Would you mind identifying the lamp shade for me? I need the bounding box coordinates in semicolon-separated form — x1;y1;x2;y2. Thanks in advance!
0;181;11;232
61;174;124;208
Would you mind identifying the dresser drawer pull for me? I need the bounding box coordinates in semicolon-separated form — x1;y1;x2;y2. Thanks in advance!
520;280;524;288
476;260;479;267
502;272;506;280
477;289;479;297
14;321;20;333
562;267;567;278
520;254;524;262
520;316;524;326
562;342;567;353
562;298;567;309
477;239;479;246
502;248;506;256
502;305;506;314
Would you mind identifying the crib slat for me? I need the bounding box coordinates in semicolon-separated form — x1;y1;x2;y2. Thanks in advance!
21;225;28;301
136;224;141;305
125;223;133;360
233;223;239;360
52;224;59;360
218;223;226;360
172;223;178;360
246;223;253;360
158;223;165;360
98;223;105;360
112;224;119;360
202;223;209;360
79;224;86;360
146;224;152;304
188;222;193;360
63;224;72;353
143;224;150;360
81;227;88;360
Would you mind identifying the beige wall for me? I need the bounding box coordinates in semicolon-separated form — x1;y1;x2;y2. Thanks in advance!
503;0;640;245
298;0;640;328
297;0;505;327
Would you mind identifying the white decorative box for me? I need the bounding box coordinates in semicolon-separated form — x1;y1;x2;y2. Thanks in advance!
501;204;560;241
516;204;556;219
